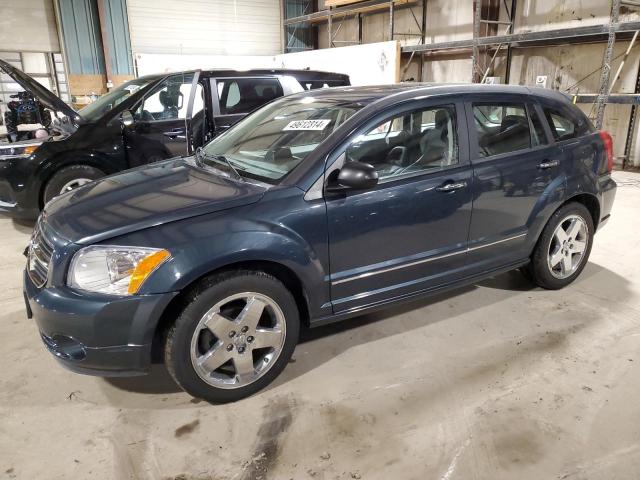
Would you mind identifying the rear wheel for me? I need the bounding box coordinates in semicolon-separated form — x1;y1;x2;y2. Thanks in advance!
43;165;105;204
165;271;300;403
524;202;594;289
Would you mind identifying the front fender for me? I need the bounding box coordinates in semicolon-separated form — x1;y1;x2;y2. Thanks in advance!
144;231;328;318
118;190;330;318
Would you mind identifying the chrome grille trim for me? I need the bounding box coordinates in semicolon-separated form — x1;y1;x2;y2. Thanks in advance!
27;220;53;288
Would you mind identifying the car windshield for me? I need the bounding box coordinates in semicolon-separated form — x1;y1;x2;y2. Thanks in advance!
78;76;159;122
200;96;365;183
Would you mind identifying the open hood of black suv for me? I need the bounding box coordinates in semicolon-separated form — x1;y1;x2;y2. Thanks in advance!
0;59;80;122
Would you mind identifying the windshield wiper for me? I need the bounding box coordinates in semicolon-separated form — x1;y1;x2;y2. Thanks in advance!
196;148;243;181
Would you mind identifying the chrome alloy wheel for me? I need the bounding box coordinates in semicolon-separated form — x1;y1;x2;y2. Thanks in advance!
190;292;286;389
547;214;589;279
60;178;92;194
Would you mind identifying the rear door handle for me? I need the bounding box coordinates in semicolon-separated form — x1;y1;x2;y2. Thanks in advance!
538;160;559;169
436;181;467;192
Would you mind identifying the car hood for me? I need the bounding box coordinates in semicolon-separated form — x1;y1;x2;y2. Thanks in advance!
44;158;269;245
0;59;79;122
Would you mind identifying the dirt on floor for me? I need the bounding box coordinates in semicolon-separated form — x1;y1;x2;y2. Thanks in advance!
1;171;640;480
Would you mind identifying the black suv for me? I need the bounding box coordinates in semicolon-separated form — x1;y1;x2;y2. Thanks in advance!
0;60;349;218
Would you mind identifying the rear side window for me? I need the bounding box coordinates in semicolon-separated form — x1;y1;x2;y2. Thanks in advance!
543;107;592;142
217;78;283;115
473;103;536;157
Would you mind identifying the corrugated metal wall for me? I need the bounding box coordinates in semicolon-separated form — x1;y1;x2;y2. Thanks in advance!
57;0;104;74
102;0;133;75
126;0;282;56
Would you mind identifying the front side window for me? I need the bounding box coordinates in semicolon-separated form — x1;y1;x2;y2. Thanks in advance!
345;105;458;181
473;103;533;157
201;96;364;183
217;78;284;115
136;73;195;122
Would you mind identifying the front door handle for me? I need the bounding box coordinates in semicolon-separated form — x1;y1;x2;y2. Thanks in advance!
436;181;467;192
163;129;185;139
538;160;559;169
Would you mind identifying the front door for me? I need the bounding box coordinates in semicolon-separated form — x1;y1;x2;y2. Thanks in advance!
124;72;201;167
465;96;563;271
326;101;473;313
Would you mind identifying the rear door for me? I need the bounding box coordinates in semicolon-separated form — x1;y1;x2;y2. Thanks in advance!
464;94;564;271
124;72;200;166
211;76;284;136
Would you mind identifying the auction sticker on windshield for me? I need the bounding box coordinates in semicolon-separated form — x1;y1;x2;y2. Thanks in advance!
283;119;331;131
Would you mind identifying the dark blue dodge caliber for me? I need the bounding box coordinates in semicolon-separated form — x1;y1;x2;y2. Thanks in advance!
24;84;616;402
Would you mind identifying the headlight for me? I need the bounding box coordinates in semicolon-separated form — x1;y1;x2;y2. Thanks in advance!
0;143;40;159
68;246;171;295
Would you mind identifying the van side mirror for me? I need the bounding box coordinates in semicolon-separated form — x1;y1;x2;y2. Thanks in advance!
326;161;378;193
120;110;134;127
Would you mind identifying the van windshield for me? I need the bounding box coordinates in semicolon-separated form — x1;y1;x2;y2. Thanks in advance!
200;96;364;183
79;77;159;122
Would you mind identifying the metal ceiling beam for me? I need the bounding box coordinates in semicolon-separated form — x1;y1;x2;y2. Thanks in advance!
284;0;415;25
573;93;640;104
402;20;640;53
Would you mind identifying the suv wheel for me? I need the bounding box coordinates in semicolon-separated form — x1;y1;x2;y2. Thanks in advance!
525;202;594;289
43;165;105;204
165;271;300;403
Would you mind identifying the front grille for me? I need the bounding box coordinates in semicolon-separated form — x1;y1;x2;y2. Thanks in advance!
27;221;53;288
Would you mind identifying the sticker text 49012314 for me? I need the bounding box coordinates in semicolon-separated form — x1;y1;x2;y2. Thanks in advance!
283;119;331;131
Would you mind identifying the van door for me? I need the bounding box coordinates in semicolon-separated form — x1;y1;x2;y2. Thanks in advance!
465;96;564;272
211;77;284;137
123;72;201;166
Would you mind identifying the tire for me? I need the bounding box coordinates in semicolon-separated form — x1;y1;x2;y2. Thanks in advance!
43;165;105;204
165;270;300;403
525;202;594;290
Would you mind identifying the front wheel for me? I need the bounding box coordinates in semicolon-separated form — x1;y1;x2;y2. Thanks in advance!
525;202;594;290
43;165;105;204
165;271;300;403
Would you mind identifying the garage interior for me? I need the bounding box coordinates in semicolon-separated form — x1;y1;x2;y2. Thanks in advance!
2;0;640;479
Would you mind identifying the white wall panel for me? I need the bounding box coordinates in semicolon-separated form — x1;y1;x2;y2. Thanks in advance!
0;0;59;52
135;41;401;85
127;0;282;56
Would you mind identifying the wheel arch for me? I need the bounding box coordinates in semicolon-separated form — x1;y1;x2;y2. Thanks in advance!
37;152;111;208
561;192;600;230
149;259;311;363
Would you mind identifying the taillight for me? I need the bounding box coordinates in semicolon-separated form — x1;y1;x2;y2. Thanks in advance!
599;130;614;173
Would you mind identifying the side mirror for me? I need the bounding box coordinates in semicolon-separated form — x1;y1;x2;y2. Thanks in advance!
326;161;378;192
120;110;134;127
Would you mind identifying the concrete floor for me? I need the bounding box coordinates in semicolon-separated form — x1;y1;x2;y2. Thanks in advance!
1;171;640;480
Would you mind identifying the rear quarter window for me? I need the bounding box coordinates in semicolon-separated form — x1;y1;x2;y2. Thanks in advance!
543;105;593;142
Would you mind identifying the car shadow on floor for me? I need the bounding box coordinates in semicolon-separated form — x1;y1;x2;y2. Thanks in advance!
103;262;628;400
11;218;36;232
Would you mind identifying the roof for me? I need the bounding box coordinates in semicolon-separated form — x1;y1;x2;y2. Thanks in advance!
282;82;573;107
138;68;349;81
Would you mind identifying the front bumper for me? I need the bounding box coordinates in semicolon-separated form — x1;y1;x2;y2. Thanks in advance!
24;270;178;376
0;156;40;219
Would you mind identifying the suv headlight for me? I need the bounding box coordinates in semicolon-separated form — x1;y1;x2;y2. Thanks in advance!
0;143;39;159
68;246;171;295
